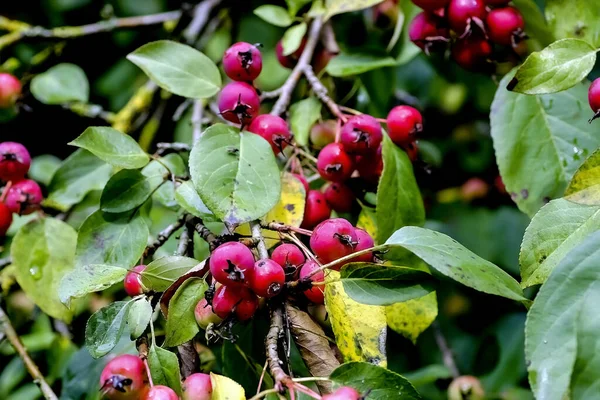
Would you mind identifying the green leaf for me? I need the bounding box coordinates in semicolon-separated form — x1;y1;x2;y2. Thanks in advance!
141;256;200;292
490;71;600;217
546;0;600;47
282;23;307;56
29;155;61;187
339;263;436;306
508;39;597;95
127;298;152;340
127;40;221;99
386;292;438;344
376;135;425;244
519;198;600;287
101;170;155;213
512;0;554;46
286;0;312;16
164;277;208;347
395;0;421;64
142;153;186;210
70;127;150;169
330;362;422;399
324;0;385;20
525;231;600;400
254;5;293;27
11;218;77;322
386;226;526;301
565;148;600;205
326;53;397;77
289;97;322;146
85;301;132;358
59;264;127;306
148;345;182;395
175;181;214;220
571;286;600;400
189;124;281;227
30;63;89;104
45;149;112;212
75;210;149;269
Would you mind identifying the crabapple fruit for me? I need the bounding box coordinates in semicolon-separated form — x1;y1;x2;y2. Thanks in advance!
276;38;306;69
387;106;423;146
145;385;178;400
271;243;306;273
0;142;31;182
124;265;146;296
448;376;485;400
0;73;21;109
324;182;355;213
447;0;487;34
5;179;43;215
292;173;310;193
212;285;258;321
409;12;449;53
356;145;383;183
217;82;260;126
309;218;357;265
247;114;292;154
182;373;212;400
353;228;375;263
0;202;12;236
99;354;148;400
322;386;362;400
194;298;223;329
588;79;600;122
222;42;263;81
249;259;286;298
301;190;331;229
340;114;383;155
299;260;325;304
310;120;337;149
317;143;354;183
451;35;493;72
209;242;255;287
486;7;525;46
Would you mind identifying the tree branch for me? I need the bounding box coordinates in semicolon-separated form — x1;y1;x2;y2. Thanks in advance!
191;99;204;143
0;304;58;400
265;305;292;391
112;81;158;133
303;65;345;121
183;0;222;45
270;16;324;116
144;213;187;258
194;218;218;250
433;322;460;379
250;220;269;260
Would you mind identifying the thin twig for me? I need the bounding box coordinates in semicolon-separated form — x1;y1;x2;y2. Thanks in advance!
270;17;324;116
433;322;460;378
191;99;204;144
194;218;218;250
176;217;195;257
260;222;313;236
303;65;345;121
250;220;269;260
248;388;280;400
156;142;192;155
183;0;222;45
0;304;58;400
144;214;187;258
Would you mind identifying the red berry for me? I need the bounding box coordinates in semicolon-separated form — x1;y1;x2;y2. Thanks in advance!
209;242;255;287
276;39;306;69
271;243;306;273
340;114;383;155
212;285;258;321
589;78;600;118
402;141;419;162
124;265;146;296
310;120;337;149
322;387;362;400
409;12;449;52
0;202;12;236
194;298;222;329
387;106;423;146
182;373;212;400
292;174;310;193
313;49;336;75
451;35;493;72
145;385;178;400
486;7;524;46
301;190;331;229
310;218;357;265
353;228;375;263
356;145;383;183
5;179;43;215
299;260;325;304
249;259;286;298
222;42;263;82
0;73;21;109
247;114;292;154
411;0;450;11
0;142;31;182
100;354;148;400
324;182;355;213
217;82;260;126
447;0;487;34
317;143;355;183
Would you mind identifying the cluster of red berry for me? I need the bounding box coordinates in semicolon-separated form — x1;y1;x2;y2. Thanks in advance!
100;354;212;400
0;142;43;235
409;0;526;71
0;73;21;109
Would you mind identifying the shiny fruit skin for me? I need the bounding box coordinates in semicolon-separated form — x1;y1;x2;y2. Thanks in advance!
590;78;600;113
309;218;358;265
247;114;292;154
0;142;31;182
212;285;258;321
387;106;423;146
276;39;306;68
217;82;260;125
271;243;306;270
451;36;493;72
409;12;449;51
310;120;337;149
222;42;263;81
322;386;362;400
486;7;525;46
5;179;43;215
447;0;487;34
194;298;223;329
299;260;325;304
353;228;375;263
0;73;22;108
340;114;383;155
144;385;178;400
356;145;383;183
249;259;286;298
324;182;355;213
301;190;332;229
124;265;146;296
317;143;355;183
182;373;212;400
0;202;12;236
100;354;148;400
209;242;255;287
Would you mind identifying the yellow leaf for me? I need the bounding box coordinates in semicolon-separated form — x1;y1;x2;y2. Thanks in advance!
386;292;438;344
325;270;387;366
357;207;377;242
210;372;245;400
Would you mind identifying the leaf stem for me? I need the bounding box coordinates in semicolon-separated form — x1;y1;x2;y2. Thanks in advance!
305;244;388;278
433;321;460;379
247;388;280;400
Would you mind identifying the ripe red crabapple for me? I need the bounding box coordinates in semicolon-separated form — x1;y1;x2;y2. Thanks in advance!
411;0;450;11
100;354;148;400
145;385;178;400
322;386;362;400
409;12;449;53
0;202;12;236
340;114;383;155
217;82;260;126
356;145;383;183
194;298;223;329
209;242;255;287
589;78;600;122
447;0;487;34
182;373;212;400
222;42;263;82
276;38;306;69
271;243;306;274
310;218;358;265
0;73;21;109
317;143;355;183
5;179;43;215
353;228;375;263
324;182;355;213
486;7;525;46
310;120;337;149
387;105;423;146
301;190;331;229
249;259;286;298
123;265;146;296
292;173;310;193
212;285;258;321
451;35;493;72
0;142;31;182
247;114;292;154
299;260;325;304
